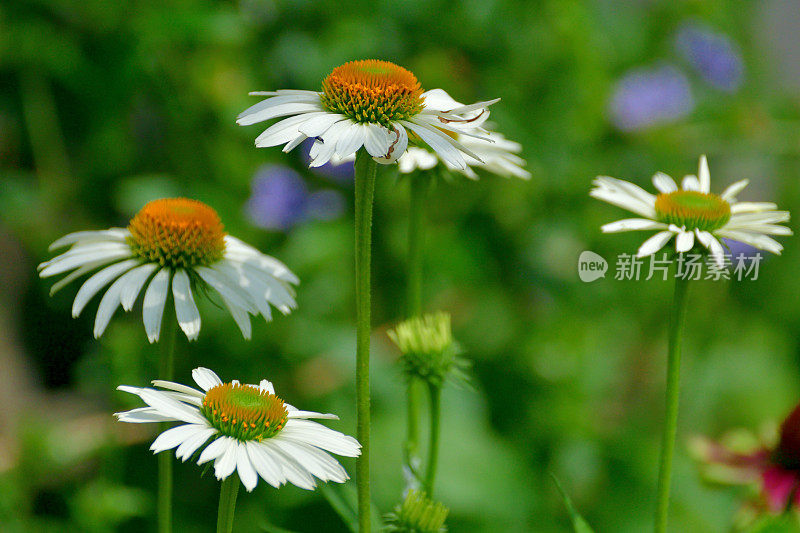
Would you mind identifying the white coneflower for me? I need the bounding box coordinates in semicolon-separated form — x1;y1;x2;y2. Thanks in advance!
115;367;360;492
237;59;499;170
591;156;792;266
38;198;298;342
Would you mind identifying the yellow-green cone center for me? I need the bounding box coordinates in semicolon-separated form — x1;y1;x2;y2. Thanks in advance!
320;59;425;129
201;383;289;441
654;190;731;231
127;198;226;269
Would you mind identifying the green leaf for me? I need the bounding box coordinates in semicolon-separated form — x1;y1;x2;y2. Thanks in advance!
551;474;595;533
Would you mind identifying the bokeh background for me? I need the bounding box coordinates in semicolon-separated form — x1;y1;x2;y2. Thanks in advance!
2;0;800;531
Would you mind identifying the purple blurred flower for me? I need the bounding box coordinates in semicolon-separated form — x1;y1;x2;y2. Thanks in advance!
676;23;744;91
300;138;354;184
246;165;345;231
609;64;694;131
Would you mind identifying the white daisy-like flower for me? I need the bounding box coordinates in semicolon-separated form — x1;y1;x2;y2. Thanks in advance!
38;198;299;342
591;155;792;266
115;367;361;492
237;59;499;170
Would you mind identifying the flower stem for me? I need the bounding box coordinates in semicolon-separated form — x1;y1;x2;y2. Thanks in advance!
158;301;177;533
405;174;427;482
654;275;690;533
424;383;442;497
216;473;240;533
354;150;377;533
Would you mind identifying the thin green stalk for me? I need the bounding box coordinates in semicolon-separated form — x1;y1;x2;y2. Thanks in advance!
405;174;427;480
424;383;442;497
216;474;240;533
354;150;377;533
653;275;690;533
158;302;177;533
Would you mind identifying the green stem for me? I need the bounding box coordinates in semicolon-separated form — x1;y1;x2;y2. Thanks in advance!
424;384;442;497
354;150;377;533
216;473;240;533
653;275;690;533
405;174;427;481
158;302;177;533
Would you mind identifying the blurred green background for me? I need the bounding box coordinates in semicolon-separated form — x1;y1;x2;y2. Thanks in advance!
2;0;800;531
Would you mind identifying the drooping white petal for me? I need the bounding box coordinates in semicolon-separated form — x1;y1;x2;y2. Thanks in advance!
652;172;678;194
696;230;726;267
236;442;259;492
271;438;347;483
172;269;201;341
601;218;668;233
138;389;207;425
175;427;217;462
223;236;300;284
715;230;784;255
72;259;139;318
237;95;322;126
730;202;779;214
254;113;315;148
335;122;367;158
281;419;362;457
48;260;109;296
120;263;159;311
246;441;284;488
143;268;171;343
47;228;130;251
39;245;133;278
220;295;252;339
298;113;348;137
675;231;695;253
637;231;676;257
94;268;138;337
401;120;466;170
214;439;240;480
152;379;205;397
195;266;255;313
363;123;392;158
198;436;232;466
150;424;209;454
114;406;176;423
259;440;316;490
192;367;223;391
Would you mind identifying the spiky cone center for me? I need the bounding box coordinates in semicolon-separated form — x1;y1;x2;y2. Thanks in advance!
654;190;731;231
389;313;456;387
127;198;226;268
200;383;289;441
386;490;448;533
321;60;425;129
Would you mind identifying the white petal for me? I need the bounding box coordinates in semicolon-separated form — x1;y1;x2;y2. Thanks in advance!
223;236;300;284
246;441;284;488
601;218;667;233
72;259;139;317
192;367;223;391
730;202;779;214
221;296;252;339
259;441;316;490
286;407;339;420
401;120;466;169
39;246;133;278
637;231;676;257
362;123;391;158
334;123;367;158
198;436;231;465
152;380;205;397
48;228;129;251
195;266;255;313
696;230;726;266
652;172;678;194
143;268;171;343
374;124;408;163
258;379;275;394
675;231;695;253
281;420;362;457
176;427;217;461
682;175;700;191
420;88;463;111
715;230;784;255
271;438;347;482
172;269;201;341
721;179;749;201
698;155;711;193
48;260;109;296
150;424;208;454
139;389;207;424
298;113;347;137
236;443;259;492
308;121;353;167
214;439;239;480
254;114;314;148
94;267;138;337
120;263;159;311
237;95;321;125
114;406;176;423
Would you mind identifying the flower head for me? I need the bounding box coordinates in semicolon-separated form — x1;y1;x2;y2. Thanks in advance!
115;367;361;492
237;59;499;170
691;401;800;518
384;490;449;533
38;198;299;342
591;156;792;266
387;312;469;389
